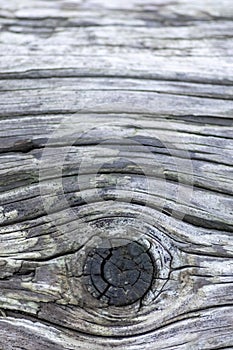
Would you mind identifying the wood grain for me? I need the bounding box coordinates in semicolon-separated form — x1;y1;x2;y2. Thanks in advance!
0;0;233;349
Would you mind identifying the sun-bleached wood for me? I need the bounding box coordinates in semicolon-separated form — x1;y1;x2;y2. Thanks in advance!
0;0;233;349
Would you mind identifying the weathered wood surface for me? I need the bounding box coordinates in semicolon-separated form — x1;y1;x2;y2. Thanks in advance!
0;0;233;349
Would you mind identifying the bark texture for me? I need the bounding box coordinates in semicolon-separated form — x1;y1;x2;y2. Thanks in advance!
0;0;233;349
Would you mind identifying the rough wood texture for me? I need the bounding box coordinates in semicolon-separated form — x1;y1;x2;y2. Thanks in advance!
0;0;233;349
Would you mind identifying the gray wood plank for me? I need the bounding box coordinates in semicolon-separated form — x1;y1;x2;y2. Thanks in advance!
0;0;233;349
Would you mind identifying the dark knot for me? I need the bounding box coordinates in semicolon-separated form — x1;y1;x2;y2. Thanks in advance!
84;240;155;306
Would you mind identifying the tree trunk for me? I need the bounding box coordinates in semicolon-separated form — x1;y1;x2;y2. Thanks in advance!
0;0;233;349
